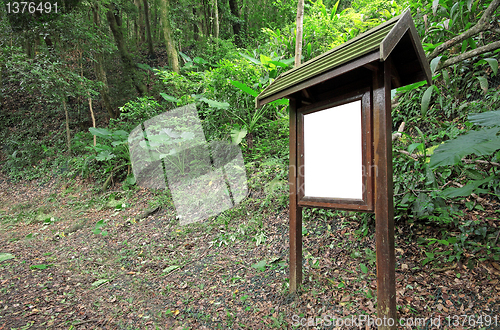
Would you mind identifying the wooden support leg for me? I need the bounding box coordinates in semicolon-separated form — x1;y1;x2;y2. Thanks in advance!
373;60;397;329
289;99;302;293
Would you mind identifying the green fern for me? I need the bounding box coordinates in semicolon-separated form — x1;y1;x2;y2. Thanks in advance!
429;127;500;168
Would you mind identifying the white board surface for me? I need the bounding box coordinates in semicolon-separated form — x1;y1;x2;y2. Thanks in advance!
303;100;363;199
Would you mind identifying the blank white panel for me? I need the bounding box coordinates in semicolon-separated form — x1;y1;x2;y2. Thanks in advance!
303;100;363;199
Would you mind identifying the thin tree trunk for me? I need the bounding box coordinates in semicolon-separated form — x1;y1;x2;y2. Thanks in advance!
193;7;199;41
159;0;179;73
106;3;147;97
214;0;219;39
92;3;115;119
228;0;242;46
63;97;71;153
134;0;145;44
88;93;96;147
143;0;155;57
294;0;304;67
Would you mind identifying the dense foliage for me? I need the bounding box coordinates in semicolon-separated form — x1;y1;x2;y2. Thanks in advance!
1;0;499;267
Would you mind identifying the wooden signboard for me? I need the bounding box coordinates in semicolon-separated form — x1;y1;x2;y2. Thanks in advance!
256;10;431;330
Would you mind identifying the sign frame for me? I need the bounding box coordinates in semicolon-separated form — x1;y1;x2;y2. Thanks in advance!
296;87;374;211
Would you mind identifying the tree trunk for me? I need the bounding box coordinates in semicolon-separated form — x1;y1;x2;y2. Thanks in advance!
92;3;115;119
106;3;147;97
214;0;219;39
228;0;242;46
193;7;199;41
294;0;304;67
159;0;179;73
63;97;71;153
88;92;96;146
143;0;155;57
134;0;145;44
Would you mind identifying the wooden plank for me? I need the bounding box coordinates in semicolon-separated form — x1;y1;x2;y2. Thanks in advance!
257;52;379;107
373;60;397;330
380;10;411;61
289;99;302;293
380;10;431;85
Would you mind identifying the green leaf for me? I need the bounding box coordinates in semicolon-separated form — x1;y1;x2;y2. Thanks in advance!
430;56;442;75
193;57;207;65
421;85;435;117
396;80;426;92
260;54;272;66
432;0;439;15
442;69;450;87
92;279;110;288
0;253;15;262
230;80;258;97
179;51;192;63
251;259;267;271
477;76;488;93
30;264;52;270
330;0;340;19
269;98;289;106
468;109;500;126
429;127;500;168
239;52;261;65
484;58;498;75
160;93;179;103
441;176;492;198
163;265;181;274
230;126;247;145
200;97;229;109
360;264;368;274
137;63;152;71
89;127;112;139
467;38;477;50
96;150;115;161
269;60;289;69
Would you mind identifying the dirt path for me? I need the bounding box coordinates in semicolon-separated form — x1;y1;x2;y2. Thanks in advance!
0;174;499;329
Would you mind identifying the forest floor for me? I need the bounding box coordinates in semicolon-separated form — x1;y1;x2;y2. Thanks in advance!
0;170;499;330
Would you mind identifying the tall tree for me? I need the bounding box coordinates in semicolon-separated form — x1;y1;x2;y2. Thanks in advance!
106;2;147;97
142;0;155;57
214;0;219;39
159;0;179;73
134;0;145;44
294;0;304;67
91;3;114;119
228;0;242;46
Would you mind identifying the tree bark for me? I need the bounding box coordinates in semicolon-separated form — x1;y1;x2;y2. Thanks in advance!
106;3;147;97
134;0;145;44
228;0;242;46
214;0;219;39
63;97;71;153
159;0;180;73
436;41;500;71
193;7;199;41
92;3;115;119
428;0;500;60
143;0;155;57
294;0;304;67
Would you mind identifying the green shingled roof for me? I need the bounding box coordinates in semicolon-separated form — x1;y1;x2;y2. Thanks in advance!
256;13;407;107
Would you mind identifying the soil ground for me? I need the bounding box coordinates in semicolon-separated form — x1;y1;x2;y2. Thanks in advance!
0;170;499;330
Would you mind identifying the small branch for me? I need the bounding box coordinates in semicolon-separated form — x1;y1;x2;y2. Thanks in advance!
396;149;424;161
463;158;500;167
428;0;500;60
392;122;405;141
433;263;457;272
436;41;500;71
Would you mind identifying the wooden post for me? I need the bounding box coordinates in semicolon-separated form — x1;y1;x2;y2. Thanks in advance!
289;98;302;292
373;60;397;329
